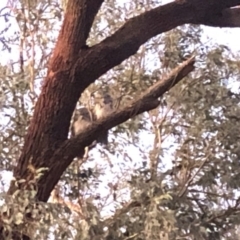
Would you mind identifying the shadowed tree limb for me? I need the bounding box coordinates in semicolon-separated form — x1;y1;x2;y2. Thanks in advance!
195;8;240;27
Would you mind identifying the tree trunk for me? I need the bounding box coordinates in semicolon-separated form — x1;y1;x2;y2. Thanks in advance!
8;0;240;203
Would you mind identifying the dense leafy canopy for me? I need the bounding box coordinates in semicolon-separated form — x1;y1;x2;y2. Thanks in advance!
1;0;240;239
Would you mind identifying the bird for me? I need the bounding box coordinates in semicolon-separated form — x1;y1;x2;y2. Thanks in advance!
93;91;113;145
71;106;94;159
71;107;92;137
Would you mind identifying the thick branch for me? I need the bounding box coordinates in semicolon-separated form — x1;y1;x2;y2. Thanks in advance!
50;0;104;69
74;0;240;91
36;56;195;201
11;0;240;201
196;8;240;27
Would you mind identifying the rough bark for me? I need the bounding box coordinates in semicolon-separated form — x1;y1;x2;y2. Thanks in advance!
8;0;240;203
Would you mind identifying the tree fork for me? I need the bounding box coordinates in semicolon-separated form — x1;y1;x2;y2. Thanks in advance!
8;0;240;201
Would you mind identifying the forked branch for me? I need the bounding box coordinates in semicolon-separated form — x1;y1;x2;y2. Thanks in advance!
37;56;195;201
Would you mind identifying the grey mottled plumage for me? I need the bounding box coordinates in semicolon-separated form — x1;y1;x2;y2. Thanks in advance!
71;107;92;137
71;92;113;145
93;92;113;145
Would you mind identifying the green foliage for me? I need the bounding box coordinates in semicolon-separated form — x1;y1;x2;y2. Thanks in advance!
1;0;240;239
